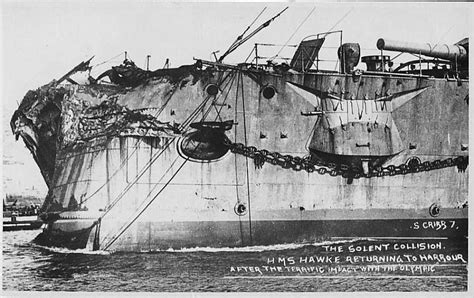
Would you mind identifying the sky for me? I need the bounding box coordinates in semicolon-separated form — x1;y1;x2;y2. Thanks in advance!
1;1;472;196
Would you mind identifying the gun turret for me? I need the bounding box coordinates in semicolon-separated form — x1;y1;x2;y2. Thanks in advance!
377;38;468;62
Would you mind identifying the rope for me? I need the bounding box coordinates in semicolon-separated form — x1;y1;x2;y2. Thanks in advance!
96;70;234;245
213;103;223;122
240;7;267;41
271;7;316;62
391;52;404;61
233;69;244;243
102;158;189;250
219;7;288;63
321;8;353;39
92;52;124;68
256;43;298;47
102;87;226;249
80;71;233;208
99;100;211;245
214;71;238;119
101;73;231;250
88;69;235;210
226;7;267;55
208;72;237;121
430;24;455;53
98;93;214;219
198;70;237;123
244;47;256;64
239;70;253;244
76;85;181;207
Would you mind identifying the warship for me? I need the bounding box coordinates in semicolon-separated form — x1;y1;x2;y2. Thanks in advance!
11;11;468;251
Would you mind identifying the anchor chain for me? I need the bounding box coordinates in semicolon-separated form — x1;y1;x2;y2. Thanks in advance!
223;138;468;179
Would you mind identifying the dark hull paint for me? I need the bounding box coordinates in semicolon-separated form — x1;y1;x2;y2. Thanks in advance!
35;217;467;251
33;221;97;250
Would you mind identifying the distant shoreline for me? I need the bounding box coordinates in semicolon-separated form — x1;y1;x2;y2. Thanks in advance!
4;194;43;206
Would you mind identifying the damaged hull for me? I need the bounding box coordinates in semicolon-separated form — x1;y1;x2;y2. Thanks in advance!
13;55;468;251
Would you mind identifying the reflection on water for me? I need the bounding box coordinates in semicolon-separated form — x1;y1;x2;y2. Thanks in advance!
2;230;467;292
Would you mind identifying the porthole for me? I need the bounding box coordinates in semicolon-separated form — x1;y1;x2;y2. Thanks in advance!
234;202;247;216
429;203;440;217
262;85;276;99
205;84;219;96
406;156;421;169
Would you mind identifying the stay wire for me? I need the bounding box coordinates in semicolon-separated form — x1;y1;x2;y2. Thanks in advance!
99;93;214;218
244;47;256;64
76;85;181;207
102;158;189;250
229;7;267;51
239;70;253;244
272;7;316;61
181;71;235;128
83;79;215;210
199;70;237;122
102;79;225;250
233;69;244;243
92;52;124;68
430;24;455;53
186;71;235;126
101;143;186;247
321;8;353;39
101;92;225;249
215;71;238;118
99;71;234;218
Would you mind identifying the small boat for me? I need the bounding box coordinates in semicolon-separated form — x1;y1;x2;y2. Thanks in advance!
3;213;43;231
3;202;43;231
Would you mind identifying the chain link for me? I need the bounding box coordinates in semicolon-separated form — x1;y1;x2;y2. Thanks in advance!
223;138;468;179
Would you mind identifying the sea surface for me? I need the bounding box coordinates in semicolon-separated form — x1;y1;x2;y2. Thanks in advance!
2;229;468;292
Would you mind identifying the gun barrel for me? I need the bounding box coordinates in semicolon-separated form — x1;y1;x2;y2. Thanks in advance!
377;38;467;62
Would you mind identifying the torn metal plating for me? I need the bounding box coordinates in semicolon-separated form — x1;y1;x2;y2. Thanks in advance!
11;57;201;187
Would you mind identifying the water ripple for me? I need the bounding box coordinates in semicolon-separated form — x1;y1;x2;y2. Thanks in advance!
2;230;467;292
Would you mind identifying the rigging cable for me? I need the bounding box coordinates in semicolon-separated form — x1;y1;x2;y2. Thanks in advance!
98;71;236;242
322;7;353;72
271;7;316;62
81;69;235;209
92;52;124;68
239;70;253;244
227;7;267;53
321;8;353;39
102;72;237;250
219;7;288;63
430;24;455;53
214;71;238;120
203;71;238;122
102;92;222;250
244;47;256;64
100;92;215;217
102;158;189;250
76;85;181;207
233;69;244;244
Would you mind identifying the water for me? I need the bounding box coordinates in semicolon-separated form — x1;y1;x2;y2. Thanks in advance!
2;230;467;292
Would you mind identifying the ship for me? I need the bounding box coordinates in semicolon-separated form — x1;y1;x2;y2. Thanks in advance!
3;212;43;232
3;197;42;231
10;11;468;251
